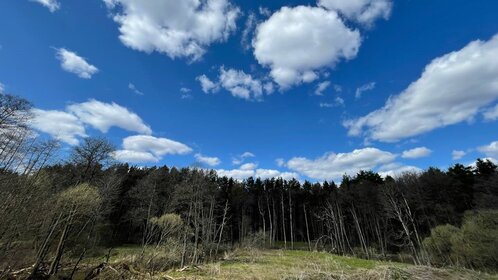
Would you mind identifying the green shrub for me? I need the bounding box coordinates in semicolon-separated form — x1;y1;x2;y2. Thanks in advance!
423;210;498;270
423;224;459;265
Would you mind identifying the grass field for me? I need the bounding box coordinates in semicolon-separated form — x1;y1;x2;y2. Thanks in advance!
165;249;497;280
9;245;495;279
87;247;498;280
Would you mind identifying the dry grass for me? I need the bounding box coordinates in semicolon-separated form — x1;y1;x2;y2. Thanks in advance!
165;249;498;280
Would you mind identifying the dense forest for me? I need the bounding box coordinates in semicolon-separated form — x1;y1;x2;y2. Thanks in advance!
1;93;497;279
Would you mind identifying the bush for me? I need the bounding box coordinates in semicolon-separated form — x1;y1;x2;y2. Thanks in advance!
451;210;498;270
423;210;498;270
423;224;459;265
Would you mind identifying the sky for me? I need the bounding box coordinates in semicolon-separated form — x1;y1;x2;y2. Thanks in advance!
1;0;498;182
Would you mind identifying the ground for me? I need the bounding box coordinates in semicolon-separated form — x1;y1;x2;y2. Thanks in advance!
7;246;497;279
93;247;497;280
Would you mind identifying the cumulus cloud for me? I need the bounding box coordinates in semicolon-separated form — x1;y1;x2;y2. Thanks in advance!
216;165;298;181
355;82;375;99
240;162;257;170
197;75;219;93
318;0;392;26
345;34;498;142
31;0;60;12
286;147;396;181
104;0;239;61
195;153;221;167
67;99;152;135
253;6;361;88
483;104;498;120
114;135;192;163
197;67;273;100
30;109;87;145
452;150;466;161
315;81;331;96
401;147;432;159
55;48;98;79
478;141;498;158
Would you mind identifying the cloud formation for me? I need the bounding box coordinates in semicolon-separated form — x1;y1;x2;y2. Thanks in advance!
104;0;239;61
32;0;60;12
452;150;466;160
286;147;396;181
114;135;192;163
198;67;273;100
56;48;98;79
318;0;392;26
478;141;498;158
67;99;152;135
31;100;152;145
195;153;221;167
253;6;361;88
315;81;331;96
30;109;87;145
483;104;498;120
401;147;432;159
345;34;498;142
355;82;376;99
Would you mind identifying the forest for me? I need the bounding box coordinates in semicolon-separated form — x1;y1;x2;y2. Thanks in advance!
1;93;497;279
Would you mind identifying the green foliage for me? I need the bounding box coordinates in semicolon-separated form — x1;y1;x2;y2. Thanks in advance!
149;213;183;236
423;224;460;265
57;183;102;216
424;210;498;270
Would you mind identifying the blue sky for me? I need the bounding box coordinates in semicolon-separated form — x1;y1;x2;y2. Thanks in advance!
1;0;498;182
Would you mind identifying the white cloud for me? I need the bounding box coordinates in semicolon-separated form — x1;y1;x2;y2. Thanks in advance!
218;67;265;100
104;0;239;61
114;135;192;163
478;141;498;158
345;34;498;142
112;150;159;163
197;75;219;93
128;83;144;95
318;0;392;26
216;165;298;181
180;87;191;93
0;82;4;94
31;0;60;12
483;104;498;120
198;67;273;100
452;150;466;161
67;99;152;135
240;162;257;170
30;109;87;145
468;157;498;168
259;7;271;17
355;82;375;99
275;158;285;167
253;6;361;88
401;147;432;159
195;153;221;166
287;147;396;181
232;151;255;165
378;165;422;179
241;13;257;51
55;48;98;79
320;97;345;108
315;81;331;96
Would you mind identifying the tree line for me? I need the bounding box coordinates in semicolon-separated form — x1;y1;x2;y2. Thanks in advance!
0;93;497;278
